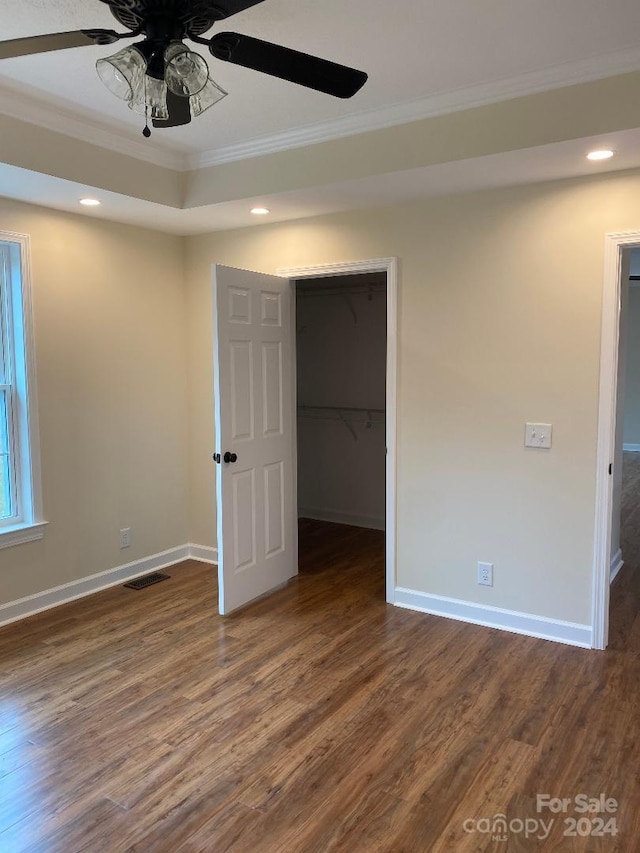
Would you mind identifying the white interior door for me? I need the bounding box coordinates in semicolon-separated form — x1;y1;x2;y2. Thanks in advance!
213;265;296;614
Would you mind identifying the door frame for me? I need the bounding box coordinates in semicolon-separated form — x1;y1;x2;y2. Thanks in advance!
594;231;640;649
278;258;398;604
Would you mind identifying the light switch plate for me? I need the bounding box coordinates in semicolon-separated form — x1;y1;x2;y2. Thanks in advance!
525;423;552;449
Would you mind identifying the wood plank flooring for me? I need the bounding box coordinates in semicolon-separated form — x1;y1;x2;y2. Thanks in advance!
1;517;640;851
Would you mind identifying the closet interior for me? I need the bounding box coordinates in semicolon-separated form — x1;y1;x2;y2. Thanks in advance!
295;272;387;586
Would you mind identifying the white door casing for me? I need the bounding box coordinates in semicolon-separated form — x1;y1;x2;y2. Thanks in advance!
213;265;296;615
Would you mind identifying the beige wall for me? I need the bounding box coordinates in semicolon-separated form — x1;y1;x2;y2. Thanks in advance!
186;168;640;627
0;197;189;606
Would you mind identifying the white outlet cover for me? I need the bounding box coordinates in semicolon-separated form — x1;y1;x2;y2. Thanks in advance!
525;423;552;449
477;561;493;587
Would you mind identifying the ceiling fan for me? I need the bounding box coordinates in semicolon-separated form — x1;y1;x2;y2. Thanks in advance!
0;0;368;135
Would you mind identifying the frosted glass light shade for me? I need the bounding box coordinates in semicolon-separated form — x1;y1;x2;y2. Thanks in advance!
129;75;169;120
190;77;228;117
96;46;145;101
165;43;209;97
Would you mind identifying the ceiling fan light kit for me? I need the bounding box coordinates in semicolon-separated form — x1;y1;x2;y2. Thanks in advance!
0;0;368;136
96;39;228;127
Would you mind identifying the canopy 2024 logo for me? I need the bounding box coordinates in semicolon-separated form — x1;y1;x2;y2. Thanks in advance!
462;794;619;842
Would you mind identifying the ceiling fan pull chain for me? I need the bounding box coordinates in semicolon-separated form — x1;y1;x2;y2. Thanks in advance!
142;105;151;138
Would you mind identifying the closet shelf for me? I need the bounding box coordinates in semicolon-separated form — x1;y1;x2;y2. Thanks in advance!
297;405;385;441
297;283;385;324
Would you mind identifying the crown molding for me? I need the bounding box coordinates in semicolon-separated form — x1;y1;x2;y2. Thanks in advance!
188;45;640;170
0;79;187;171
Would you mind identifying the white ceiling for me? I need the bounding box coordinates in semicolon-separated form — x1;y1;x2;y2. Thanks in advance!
2;0;640;232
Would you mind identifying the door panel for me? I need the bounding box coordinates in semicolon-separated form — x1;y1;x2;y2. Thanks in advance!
232;469;256;572
213;265;296;614
262;341;283;437
230;341;254;442
228;287;252;323
264;461;285;558
261;290;282;326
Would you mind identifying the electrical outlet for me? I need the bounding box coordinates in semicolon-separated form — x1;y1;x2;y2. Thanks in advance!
119;528;131;549
477;561;493;587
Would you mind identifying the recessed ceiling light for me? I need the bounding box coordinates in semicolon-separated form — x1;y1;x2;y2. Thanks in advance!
80;198;101;206
251;207;270;215
587;150;614;161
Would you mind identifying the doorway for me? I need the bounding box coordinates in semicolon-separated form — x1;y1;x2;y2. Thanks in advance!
280;258;398;604
294;271;387;595
616;252;640;567
595;232;640;648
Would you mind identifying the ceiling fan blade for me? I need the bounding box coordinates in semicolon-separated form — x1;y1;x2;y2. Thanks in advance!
209;32;368;98
195;1;269;21
152;91;192;129
0;29;122;60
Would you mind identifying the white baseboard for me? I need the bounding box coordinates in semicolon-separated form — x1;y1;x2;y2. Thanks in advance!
0;543;217;628
394;587;592;648
299;507;385;531
610;548;624;584
188;543;219;565
623;443;640;452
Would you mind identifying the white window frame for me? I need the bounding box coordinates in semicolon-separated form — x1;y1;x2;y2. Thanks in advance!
0;231;45;548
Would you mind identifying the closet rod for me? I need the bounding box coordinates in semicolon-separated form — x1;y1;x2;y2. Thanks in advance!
297;405;385;416
298;405;385;441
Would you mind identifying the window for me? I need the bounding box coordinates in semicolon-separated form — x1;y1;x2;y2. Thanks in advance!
0;232;44;547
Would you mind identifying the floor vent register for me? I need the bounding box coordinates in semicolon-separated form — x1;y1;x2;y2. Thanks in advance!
124;572;170;590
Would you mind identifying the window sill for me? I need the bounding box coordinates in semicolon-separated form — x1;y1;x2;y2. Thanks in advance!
0;521;47;550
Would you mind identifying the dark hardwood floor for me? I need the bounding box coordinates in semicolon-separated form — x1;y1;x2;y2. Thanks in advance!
1;518;639;851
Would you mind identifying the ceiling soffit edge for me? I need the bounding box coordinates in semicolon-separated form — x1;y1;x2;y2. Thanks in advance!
0;80;186;171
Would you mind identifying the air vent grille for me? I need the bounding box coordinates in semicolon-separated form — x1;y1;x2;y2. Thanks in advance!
124;572;170;590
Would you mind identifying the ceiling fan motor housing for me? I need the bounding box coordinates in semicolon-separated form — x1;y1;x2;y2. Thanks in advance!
99;0;221;39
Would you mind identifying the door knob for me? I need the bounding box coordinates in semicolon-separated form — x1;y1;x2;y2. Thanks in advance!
224;451;238;464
